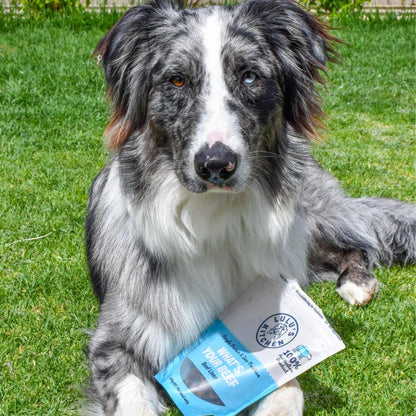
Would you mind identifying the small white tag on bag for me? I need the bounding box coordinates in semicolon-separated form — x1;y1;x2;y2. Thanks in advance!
156;275;345;416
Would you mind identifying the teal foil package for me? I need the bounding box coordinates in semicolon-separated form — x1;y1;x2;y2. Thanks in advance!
156;320;277;416
155;276;345;416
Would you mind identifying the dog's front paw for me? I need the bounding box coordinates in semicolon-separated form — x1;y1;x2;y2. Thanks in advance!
336;267;378;305
247;379;304;416
113;374;165;416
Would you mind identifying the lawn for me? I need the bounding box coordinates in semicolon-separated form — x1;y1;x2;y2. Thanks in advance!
0;10;415;416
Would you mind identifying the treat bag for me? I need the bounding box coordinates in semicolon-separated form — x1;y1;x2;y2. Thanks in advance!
155;275;345;416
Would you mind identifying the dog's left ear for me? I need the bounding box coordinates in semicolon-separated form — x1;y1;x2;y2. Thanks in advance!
241;0;338;140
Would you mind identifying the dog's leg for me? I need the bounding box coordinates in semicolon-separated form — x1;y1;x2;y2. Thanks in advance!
113;374;163;416
308;196;416;304
309;246;378;305
87;331;167;416
246;379;304;416
335;250;378;305
304;163;415;304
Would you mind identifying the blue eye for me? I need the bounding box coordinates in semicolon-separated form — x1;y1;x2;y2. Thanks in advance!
242;71;257;85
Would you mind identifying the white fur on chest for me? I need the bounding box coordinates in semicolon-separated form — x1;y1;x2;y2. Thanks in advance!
129;169;309;325
99;161;309;366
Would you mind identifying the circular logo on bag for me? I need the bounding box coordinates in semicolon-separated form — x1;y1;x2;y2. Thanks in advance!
256;313;299;348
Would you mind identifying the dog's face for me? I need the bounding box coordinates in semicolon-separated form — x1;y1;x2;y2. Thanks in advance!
145;10;284;193
96;0;335;194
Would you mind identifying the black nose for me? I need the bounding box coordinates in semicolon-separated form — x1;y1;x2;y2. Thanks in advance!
194;142;238;184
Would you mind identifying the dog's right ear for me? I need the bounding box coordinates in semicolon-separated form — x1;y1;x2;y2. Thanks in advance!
95;6;158;149
95;3;181;149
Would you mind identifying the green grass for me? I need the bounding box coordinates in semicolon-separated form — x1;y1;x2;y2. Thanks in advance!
0;11;415;416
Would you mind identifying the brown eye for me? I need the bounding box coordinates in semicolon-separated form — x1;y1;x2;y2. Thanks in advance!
171;76;185;88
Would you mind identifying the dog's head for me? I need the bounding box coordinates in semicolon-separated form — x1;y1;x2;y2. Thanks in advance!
95;0;336;194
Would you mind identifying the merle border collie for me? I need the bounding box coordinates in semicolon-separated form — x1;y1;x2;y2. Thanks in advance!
85;0;416;414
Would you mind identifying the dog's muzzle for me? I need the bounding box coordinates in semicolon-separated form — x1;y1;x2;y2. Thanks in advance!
194;142;238;185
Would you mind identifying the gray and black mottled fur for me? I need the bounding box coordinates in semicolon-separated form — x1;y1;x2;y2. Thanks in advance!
84;0;415;414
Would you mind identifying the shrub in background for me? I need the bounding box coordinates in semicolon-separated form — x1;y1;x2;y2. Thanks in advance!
2;0;370;19
8;0;88;17
299;0;368;17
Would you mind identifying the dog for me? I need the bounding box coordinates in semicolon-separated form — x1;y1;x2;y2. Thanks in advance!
84;0;416;414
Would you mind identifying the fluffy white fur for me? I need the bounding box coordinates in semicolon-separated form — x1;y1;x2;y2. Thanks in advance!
115;375;161;416
336;280;378;305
